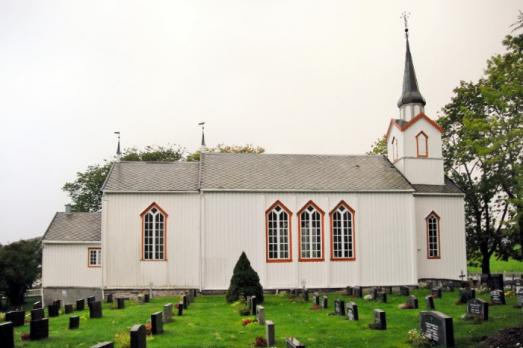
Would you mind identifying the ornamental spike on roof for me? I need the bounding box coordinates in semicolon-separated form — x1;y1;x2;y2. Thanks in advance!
397;28;426;108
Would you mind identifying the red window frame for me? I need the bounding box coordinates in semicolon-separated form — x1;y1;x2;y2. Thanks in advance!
329;200;356;261
426;211;441;259
140;202;168;261
298;200;325;262
416;131;429;157
265;200;293;263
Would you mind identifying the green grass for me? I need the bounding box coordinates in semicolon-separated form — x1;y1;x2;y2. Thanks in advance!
9;290;523;348
468;258;523;273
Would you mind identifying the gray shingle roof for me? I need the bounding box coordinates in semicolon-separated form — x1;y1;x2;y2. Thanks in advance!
43;212;101;242
412;177;464;195
200;153;414;192
102;161;200;192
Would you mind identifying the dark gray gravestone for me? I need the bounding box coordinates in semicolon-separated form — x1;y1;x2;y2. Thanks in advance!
163;303;173;323
106;294;113;303
368;309;386;330
76;298;85;311
353;286;363;298
117;298;125;309
490;290;506;305
334;299;345;316
30;318;49;340
177;302;184;316
64;304;74;314
345;302;359;321
377;292;387;303
321;296;328;309
286;337;305;348
6;310;25;327
303;289;309;302
385;286;393;294
400;286;410;296
372;287;379;300
425;295;435;310
48;303;60;317
256;305;265;325
266;320;275;346
0;322;14;348
130;324;147;348
182;295;188;309
144;294;150;303
33;301;42;309
419;311;455;347
467;298;488;321
516;287;523;308
31;308;45;321
53;299;61;308
345;286;353;296
431;288;442;299
151;312;163;335
91;342;113;348
69;316;80;330
407;295;419;309
458;288;475;304
89;301;103;318
312;294;320;306
250;296;257;315
87;296;96;305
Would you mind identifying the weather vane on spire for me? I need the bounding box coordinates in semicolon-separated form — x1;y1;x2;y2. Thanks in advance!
198;122;206;148
401;11;411;37
114;131;121;160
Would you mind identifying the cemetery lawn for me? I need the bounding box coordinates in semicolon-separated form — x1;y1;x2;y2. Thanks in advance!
10;289;523;348
468;258;523;273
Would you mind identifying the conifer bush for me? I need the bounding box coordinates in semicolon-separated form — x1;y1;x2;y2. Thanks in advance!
226;252;264;303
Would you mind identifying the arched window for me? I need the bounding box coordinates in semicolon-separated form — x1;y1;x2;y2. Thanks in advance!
266;201;292;262
426;212;440;259
416;131;428;157
392;137;399;161
298;201;324;261
330;201;355;261
141;203;168;261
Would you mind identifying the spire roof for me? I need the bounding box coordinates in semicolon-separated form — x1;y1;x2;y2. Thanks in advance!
397;29;426;108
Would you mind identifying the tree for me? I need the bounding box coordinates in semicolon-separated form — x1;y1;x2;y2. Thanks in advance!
226;252;264;303
439;30;522;273
367;135;387;156
0;238;42;307
186;144;265;162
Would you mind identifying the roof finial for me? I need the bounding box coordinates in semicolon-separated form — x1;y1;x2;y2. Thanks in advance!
114;131;121;160
198;122;206;150
401;11;410;39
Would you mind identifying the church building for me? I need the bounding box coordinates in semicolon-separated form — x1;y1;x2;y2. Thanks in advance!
41;28;467;303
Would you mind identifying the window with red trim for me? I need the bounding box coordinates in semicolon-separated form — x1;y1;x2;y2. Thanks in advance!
298;201;324;260
266;202;291;261
330;201;355;260
141;203;167;260
426;212;440;259
416;131;428;157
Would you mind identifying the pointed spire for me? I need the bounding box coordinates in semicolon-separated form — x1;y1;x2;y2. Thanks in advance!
198;122;206;151
397;14;426;109
114;131;121;160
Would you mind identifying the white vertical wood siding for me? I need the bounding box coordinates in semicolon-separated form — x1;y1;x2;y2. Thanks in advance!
42;244;102;287
415;196;467;279
102;193;200;289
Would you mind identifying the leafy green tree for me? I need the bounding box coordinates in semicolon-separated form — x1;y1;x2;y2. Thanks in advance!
186;144;265;162
439;29;522;273
0;238;42;307
367;135;387;156
226;252;264;303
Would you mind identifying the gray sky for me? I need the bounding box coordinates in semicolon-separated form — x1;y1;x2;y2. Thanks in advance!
0;1;520;243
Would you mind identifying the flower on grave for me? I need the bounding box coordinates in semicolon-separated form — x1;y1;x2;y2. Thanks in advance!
144;322;153;335
407;329;430;346
21;333;30;341
310;304;320;310
255;336;268;347
363;294;373;301
242;318;255;326
399;303;413;309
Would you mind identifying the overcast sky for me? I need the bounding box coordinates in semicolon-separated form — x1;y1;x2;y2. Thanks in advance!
0;1;520;243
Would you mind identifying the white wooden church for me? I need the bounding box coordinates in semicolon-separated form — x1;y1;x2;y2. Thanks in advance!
41;29;467;303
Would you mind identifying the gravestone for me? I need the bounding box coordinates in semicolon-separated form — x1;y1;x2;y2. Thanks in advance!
286;337;305;348
48;303;60;317
91;342;113;348
30;318;49;340
250;296;257;315
516;287;523;308
377;292;387;303
407;295;419;309
0;322;14;348
490;290;506;305
130;324;147;348
266;320;275;346
385;286;393;294
368;309;386;330
151;312;163;335
182;295;188;309
76;298;85;311
53;299;62;308
33;301;42;309
106;294;113;303
334;299;345;316
163;303;173;323
321;296;328;309
345;286;353;296
144;294;150;303
425;295;435;310
345;302;359;321
303;289;309;302
481;273;504;290
117;298;125;309
458;288;475;304
177;302;184;316
6;310;25;327
419;311;455;347
372;287;379;300
31;308;45;321
467;298;488;321
256;305;265;325
69;316;80;330
400;286;410;296
64;304;74;314
137;295;144;303
353;286;363;298
431;288;442;299
87;296;95;305
312;294;320;306
89;301;103;318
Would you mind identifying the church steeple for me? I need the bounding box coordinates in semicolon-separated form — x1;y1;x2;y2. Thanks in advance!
397;14;426;120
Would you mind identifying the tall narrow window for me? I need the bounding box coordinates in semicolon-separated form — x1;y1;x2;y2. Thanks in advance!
298;201;324;261
88;248;101;267
330;201;356;261
392;137;399;161
141;203;168;261
426;212;440;259
266;201;292;262
416;131;428;157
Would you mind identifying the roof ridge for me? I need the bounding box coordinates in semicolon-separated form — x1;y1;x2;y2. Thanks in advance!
203;153;384;158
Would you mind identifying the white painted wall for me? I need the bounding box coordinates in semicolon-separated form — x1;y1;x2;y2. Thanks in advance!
415;195;467;280
42;243;102;287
